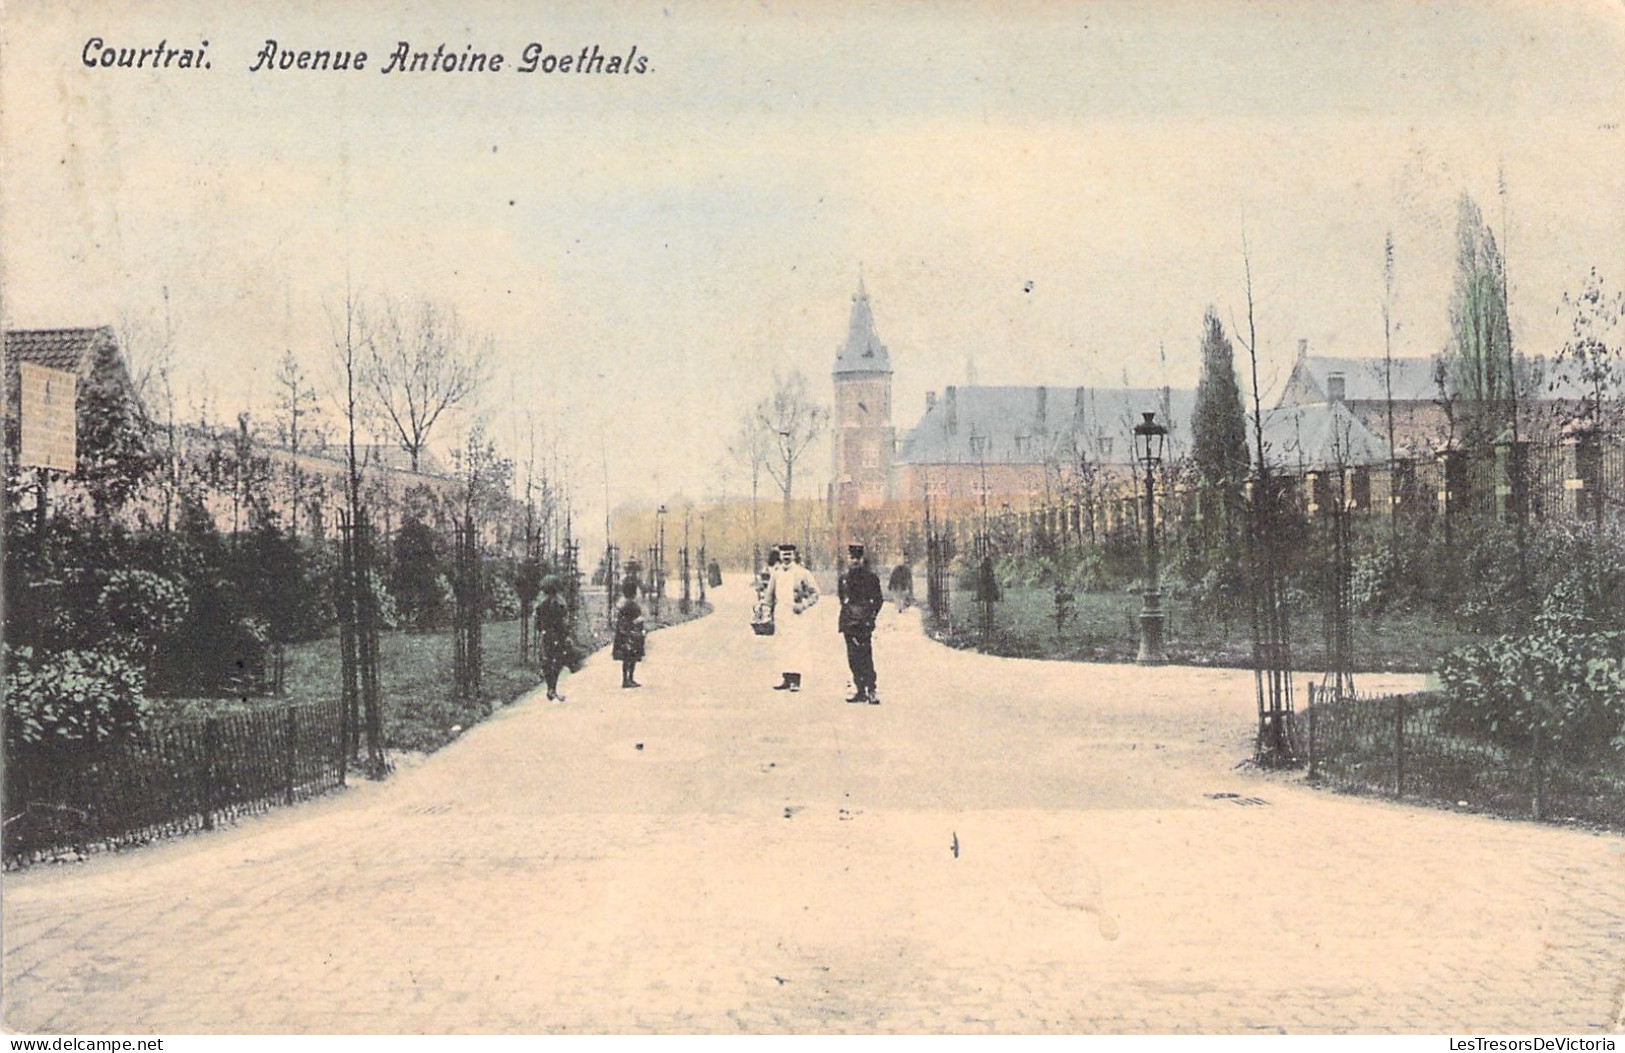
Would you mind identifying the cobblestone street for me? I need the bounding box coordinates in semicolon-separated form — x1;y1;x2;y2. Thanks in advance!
5;581;1623;1034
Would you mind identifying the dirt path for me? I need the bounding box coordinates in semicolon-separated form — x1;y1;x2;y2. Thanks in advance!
5;581;1622;1034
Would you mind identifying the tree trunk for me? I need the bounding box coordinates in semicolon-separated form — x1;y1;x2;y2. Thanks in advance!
782;459;793;539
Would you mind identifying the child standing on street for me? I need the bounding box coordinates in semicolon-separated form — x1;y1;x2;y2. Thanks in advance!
612;577;646;688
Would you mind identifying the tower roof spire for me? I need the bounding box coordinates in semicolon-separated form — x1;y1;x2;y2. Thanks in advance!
833;272;891;376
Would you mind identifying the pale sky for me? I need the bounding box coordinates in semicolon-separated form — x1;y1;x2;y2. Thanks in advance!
4;0;1624;533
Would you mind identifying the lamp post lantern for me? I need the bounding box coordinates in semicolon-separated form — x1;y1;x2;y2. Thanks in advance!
1134;411;1168;665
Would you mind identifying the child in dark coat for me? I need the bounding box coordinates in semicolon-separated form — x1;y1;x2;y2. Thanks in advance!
612;577;646;688
536;577;572;702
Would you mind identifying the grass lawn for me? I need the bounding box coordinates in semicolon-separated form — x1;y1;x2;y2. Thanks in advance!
149;594;711;754
934;584;1482;672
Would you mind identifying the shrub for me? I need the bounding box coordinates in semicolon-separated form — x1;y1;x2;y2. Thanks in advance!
4;646;149;752
995;552;1042;589
1183;560;1250;624
1349;546;1397;615
1531;521;1625;635
390;516;445;629
484;574;520;621
366;568;402;631
1438;628;1625;763
154;575;275;697
954;556;1002;601
98;569;189;660
238;525;334;646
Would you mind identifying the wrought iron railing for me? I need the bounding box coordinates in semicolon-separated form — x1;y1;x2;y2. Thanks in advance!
4;697;346;866
1304;687;1624;829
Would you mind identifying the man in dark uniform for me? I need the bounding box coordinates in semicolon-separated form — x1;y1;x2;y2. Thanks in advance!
838;543;884;704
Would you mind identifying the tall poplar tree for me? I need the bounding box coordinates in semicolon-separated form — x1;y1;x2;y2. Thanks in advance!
1447;193;1514;446
1188;306;1250;608
1191;306;1250;491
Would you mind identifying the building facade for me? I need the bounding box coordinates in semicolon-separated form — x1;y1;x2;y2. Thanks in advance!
822;291;1610;554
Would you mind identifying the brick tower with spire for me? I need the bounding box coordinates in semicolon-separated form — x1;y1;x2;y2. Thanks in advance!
831;274;895;516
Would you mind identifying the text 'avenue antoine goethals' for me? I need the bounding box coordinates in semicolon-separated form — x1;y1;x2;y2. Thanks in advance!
80;38;652;76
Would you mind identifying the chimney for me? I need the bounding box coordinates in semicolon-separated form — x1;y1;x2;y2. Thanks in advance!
945;385;958;436
1298;338;1309;359
926;390;937;410
1327;372;1346;403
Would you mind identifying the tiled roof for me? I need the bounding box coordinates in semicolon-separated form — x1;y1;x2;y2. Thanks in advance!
3;327;144;420
897;385;1197;467
896;382;1393;470
4;327;119;379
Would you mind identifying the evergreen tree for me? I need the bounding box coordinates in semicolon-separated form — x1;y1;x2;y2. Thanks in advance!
76;344;158;520
157;491;268;695
1187;307;1251;613
391;514;445;630
1191;307;1250;486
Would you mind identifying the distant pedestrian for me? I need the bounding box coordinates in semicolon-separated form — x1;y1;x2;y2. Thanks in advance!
887;562;914;612
839;544;884;704
767;543;819;692
536;576;572;702
613;577;646;689
707;559;723;588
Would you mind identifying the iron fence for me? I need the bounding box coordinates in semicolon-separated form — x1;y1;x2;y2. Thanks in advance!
1304;686;1625;829
3;697;347;866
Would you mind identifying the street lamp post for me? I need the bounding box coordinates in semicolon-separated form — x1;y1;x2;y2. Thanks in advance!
652;504;667;617
1134;411;1168;665
698;514;707;604
681;507;692;615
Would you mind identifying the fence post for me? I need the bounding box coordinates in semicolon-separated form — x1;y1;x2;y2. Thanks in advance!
1531;715;1544;822
337;699;348;788
1306;683;1318;779
1393;693;1405;799
201;717;217;831
284;705;297;806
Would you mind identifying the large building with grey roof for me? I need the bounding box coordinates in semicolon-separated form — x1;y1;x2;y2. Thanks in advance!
892;383;1198;504
827;284;1406;524
825;284;1609;547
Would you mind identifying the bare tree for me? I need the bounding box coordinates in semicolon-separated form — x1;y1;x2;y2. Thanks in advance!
367;299;488;473
327;289;387;779
273;350;320;537
1381;231;1403;558
1234;229;1297;764
751;370;829;539
727;410;771;566
1555;268;1625;437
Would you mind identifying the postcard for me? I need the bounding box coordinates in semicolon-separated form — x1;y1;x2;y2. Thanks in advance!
3;0;1622;1039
